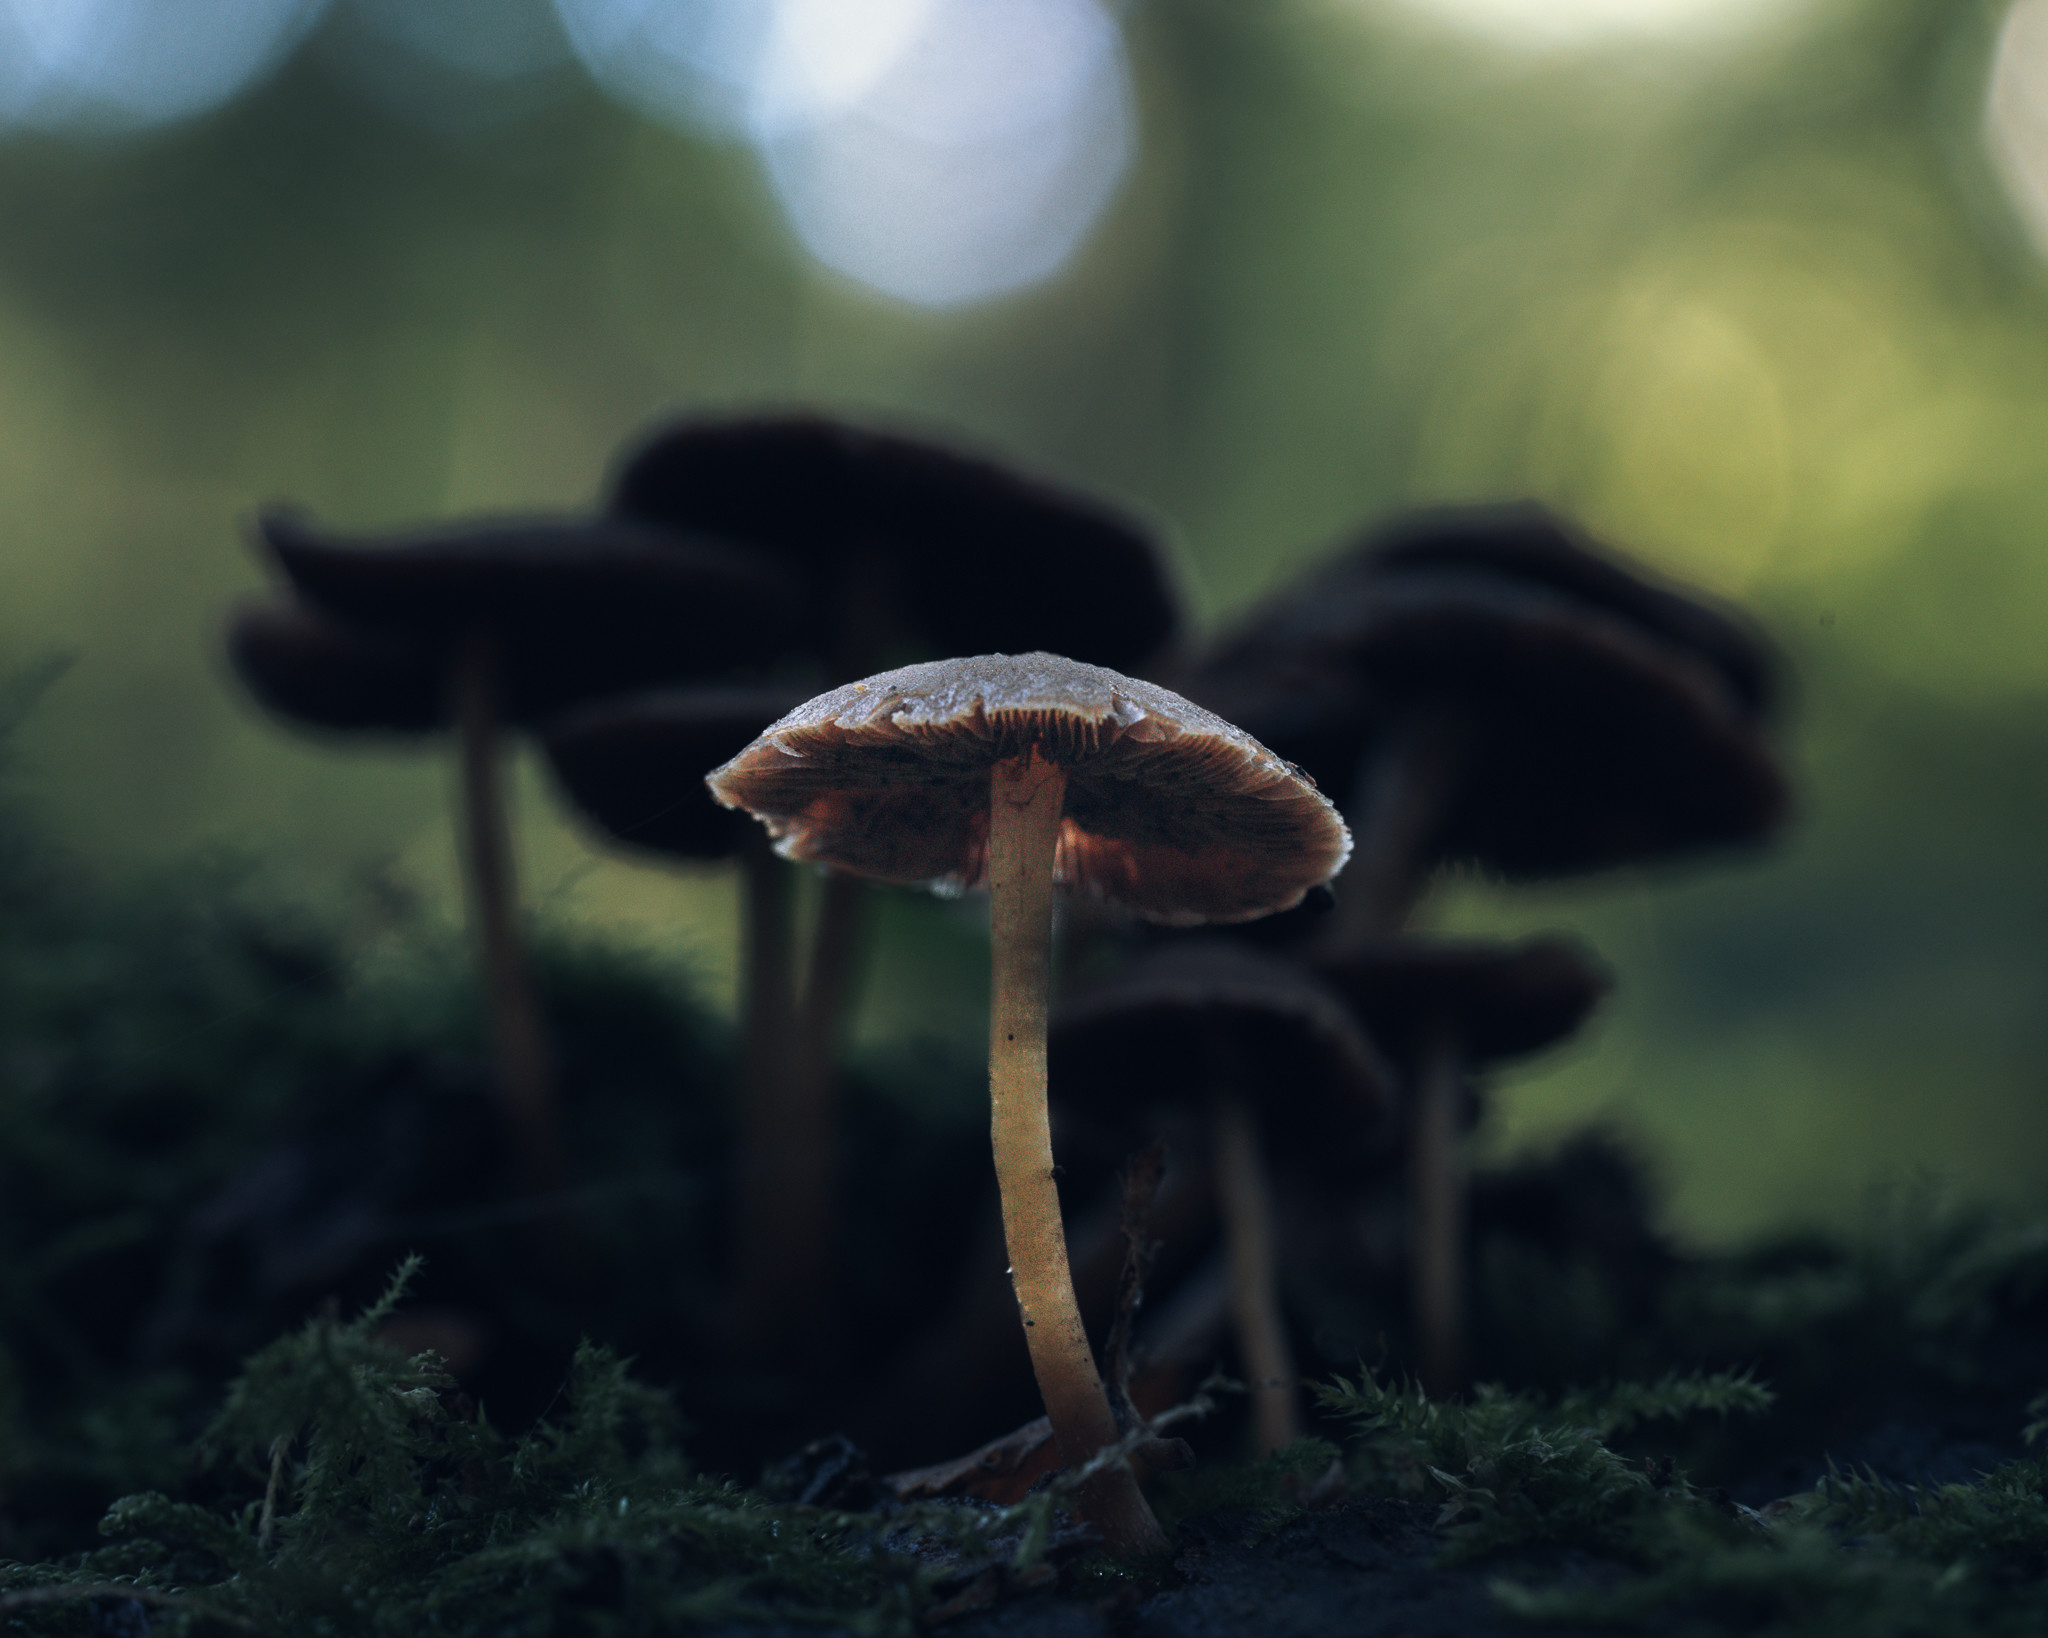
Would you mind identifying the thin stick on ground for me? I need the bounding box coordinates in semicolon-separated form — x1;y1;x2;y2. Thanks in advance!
258;1434;290;1552
1105;1138;1168;1423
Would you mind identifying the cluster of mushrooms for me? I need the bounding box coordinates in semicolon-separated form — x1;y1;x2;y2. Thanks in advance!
227;415;1788;1560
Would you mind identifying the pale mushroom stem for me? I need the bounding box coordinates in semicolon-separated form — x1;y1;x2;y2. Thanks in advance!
988;750;1169;1559
1411;1025;1468;1398
450;627;565;1200
1210;1088;1302;1455
729;827;802;1355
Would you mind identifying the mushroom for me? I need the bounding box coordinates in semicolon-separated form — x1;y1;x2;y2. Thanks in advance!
1186;502;1787;943
535;684;842;1354
609;412;1182;677
1317;935;1612;1396
228;511;797;1197
609;413;1185;1349
1050;939;1397;1454
707;653;1348;1556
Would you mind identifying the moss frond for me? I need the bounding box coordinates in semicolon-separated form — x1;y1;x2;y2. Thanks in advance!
1316;1366;1770;1563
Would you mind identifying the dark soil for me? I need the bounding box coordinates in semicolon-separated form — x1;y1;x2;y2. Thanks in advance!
950;1499;1619;1638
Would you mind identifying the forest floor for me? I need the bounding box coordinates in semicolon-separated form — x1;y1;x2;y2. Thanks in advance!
4;782;2048;1637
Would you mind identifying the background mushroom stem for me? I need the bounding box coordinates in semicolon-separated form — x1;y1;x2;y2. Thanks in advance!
1410;1025;1469;1398
449;627;565;1202
771;869;871;1340
796;873;868;1099
1324;711;1469;948
728;827;802;1355
987;750;1168;1558
1209;1087;1302;1455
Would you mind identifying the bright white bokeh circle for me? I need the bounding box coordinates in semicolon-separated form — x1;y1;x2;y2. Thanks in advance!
0;0;328;134
1366;0;1792;49
760;0;1133;307
1988;0;2048;261
556;0;1138;310
550;0;939;138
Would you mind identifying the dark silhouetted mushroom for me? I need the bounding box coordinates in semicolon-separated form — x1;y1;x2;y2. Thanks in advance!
613;414;1186;1349
1187;503;1787;941
537;684;848;1354
229;510;797;1199
610;412;1182;677
1319;935;1612;1396
1051;940;1396;1453
709;652;1348;1557
227;601;446;732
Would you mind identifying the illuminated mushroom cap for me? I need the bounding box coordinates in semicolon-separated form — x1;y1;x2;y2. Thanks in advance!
539;685;808;863
610;413;1182;674
1318;935;1612;1069
706;652;1351;926
1050;939;1399;1174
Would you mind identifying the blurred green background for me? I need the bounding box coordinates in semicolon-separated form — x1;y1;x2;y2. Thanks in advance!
2;0;2044;1248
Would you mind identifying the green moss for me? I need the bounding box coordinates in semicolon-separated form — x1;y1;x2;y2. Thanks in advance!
12;706;2048;1634
1318;1367;1771;1564
0;1266;971;1636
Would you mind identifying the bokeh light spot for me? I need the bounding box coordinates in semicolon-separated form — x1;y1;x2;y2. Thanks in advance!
1585;288;1791;595
1988;0;2048;260
550;0;936;138
1365;0;1796;49
0;0;327;134
759;0;1137;308
556;0;1137;309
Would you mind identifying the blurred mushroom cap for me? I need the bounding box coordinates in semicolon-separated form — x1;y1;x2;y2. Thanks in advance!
610;413;1182;675
1358;503;1778;721
1192;567;1787;878
226;599;447;734
1184;500;1791;878
539;685;810;863
1342;572;1788;874
256;508;806;712
1051;939;1398;1175
706;652;1350;926
1318;935;1612;1069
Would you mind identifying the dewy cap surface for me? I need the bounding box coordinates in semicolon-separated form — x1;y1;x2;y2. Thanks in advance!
706;652;1351;925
